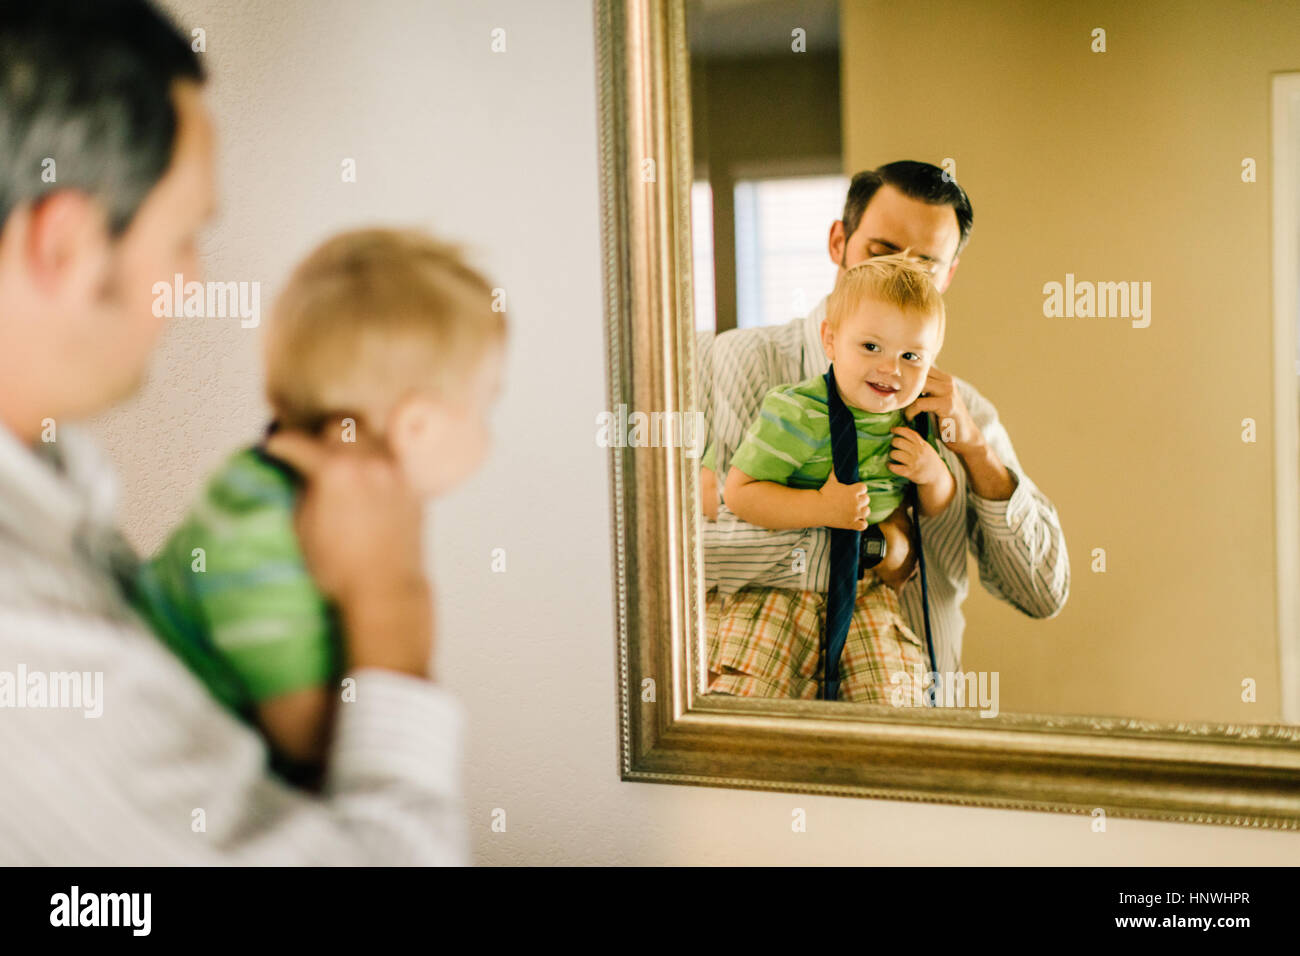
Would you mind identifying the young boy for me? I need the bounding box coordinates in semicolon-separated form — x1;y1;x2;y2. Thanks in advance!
717;253;954;703
131;227;506;782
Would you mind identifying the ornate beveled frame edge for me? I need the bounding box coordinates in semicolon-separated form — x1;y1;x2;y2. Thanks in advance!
593;0;1300;831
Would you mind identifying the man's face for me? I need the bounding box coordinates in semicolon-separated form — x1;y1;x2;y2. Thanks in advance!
828;183;962;293
3;79;216;423
92;80;217;406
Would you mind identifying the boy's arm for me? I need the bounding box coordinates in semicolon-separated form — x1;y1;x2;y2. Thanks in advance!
916;462;956;517
178;455;340;765
724;467;830;530
891;419;956;518
256;686;334;767
725;466;872;531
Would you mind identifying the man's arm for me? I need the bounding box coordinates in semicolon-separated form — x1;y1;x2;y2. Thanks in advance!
0;424;468;864
700;465;719;521
702;510;832;592
0;607;466;864
915;376;1070;618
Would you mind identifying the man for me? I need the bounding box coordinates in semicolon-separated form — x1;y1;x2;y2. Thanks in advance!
0;0;464;863
703;161;1069;688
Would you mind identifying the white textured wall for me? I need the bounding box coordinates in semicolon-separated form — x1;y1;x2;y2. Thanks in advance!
86;0;1297;863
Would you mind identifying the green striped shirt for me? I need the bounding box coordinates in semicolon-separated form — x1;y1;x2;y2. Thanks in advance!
131;447;339;721
729;375;947;525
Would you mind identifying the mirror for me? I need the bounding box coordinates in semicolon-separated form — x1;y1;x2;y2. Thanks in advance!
597;0;1300;828
687;0;1300;726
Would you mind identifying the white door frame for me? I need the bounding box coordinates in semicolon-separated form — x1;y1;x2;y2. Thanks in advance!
1272;73;1300;722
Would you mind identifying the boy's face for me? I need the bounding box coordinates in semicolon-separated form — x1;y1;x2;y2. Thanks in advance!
820;296;940;413
389;343;504;498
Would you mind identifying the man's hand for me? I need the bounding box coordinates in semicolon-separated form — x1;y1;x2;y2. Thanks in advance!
905;366;1016;501
700;465;718;521
817;469;871;531
905;366;983;458
264;426;433;679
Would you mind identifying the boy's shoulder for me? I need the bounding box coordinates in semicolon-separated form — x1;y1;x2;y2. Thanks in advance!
762;374;830;412
755;376;832;439
203;447;299;516
162;446;300;553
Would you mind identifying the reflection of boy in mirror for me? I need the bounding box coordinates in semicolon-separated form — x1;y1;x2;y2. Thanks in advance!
715;256;953;700
702;161;1068;695
724;254;954;533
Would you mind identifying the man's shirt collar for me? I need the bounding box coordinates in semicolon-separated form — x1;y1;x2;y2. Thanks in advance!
802;295;830;377
0;420;122;561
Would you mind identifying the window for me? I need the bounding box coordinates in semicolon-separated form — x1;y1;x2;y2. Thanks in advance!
733;173;848;328
690;180;717;332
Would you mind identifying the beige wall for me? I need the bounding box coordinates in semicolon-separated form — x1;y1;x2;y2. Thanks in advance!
87;0;1297;863
843;0;1300;723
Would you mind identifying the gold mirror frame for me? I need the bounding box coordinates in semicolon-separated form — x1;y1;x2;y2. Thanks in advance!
594;0;1300;829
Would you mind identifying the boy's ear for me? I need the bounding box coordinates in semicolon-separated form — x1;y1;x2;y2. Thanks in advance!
819;318;835;360
385;392;450;460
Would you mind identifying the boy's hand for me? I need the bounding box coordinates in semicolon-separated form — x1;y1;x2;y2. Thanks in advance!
888;427;947;486
263;427;433;679
817;469;871;530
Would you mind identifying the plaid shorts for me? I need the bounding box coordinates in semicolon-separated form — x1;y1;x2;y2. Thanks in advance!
705;574;927;704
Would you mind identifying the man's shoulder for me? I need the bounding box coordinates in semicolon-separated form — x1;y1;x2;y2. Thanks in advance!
714;312;810;361
951;374;1002;428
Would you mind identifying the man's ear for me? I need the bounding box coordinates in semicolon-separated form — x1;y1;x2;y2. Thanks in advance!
938;254;960;294
827;219;847;269
23;192;111;300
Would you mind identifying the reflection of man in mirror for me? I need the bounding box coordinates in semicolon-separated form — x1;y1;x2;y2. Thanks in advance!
700;161;1069;700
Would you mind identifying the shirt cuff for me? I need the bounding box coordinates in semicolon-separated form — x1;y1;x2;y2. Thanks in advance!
968;463;1033;537
327;668;464;800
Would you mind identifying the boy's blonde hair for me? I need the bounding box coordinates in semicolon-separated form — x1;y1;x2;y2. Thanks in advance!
264;227;506;432
826;252;946;351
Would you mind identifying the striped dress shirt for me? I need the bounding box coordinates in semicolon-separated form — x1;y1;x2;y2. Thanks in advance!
700;296;1070;674
0;423;467;864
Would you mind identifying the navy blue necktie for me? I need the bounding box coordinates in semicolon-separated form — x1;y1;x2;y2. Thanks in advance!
821;365;859;701
820;375;942;706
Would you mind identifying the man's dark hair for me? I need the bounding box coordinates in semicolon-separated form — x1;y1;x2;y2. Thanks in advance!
0;0;205;238
841;160;974;258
